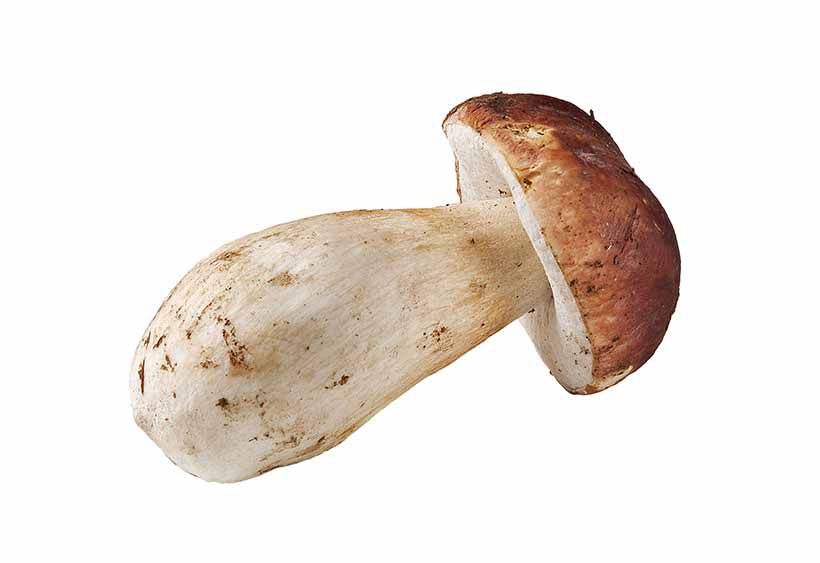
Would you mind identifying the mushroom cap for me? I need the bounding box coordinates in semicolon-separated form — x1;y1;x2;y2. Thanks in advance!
444;93;680;393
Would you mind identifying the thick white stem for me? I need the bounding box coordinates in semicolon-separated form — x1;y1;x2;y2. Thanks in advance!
131;198;548;482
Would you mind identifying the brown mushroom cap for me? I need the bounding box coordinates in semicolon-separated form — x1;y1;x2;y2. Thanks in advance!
444;93;680;393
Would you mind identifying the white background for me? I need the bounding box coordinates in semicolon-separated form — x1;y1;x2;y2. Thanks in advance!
1;1;817;561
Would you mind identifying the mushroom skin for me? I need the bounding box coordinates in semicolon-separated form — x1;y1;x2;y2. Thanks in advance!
131;198;547;482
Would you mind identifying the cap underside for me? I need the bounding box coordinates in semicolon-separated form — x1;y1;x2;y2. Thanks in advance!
445;122;596;392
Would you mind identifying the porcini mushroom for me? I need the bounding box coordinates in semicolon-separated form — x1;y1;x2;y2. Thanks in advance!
131;93;680;482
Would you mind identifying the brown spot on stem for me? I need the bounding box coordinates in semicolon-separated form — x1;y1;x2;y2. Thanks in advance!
215;397;244;417
138;360;145;394
159;353;176;372
211;249;242;264
325;373;352;389
431;326;448;340
218;317;252;371
268;271;297;286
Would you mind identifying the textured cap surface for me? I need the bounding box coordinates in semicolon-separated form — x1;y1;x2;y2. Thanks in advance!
444;93;680;392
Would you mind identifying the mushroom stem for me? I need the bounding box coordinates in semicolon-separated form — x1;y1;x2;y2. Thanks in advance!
131;197;548;482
